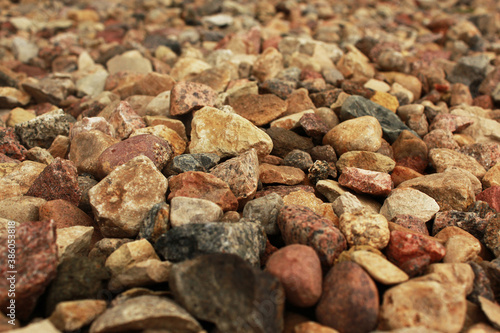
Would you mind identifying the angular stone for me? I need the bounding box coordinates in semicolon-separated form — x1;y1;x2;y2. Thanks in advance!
445;166;483;196
129;72;176;97
484;215;500;257
210;149;259;206
14;109;74;149
109;258;172;292
170;57;211;81
432;210;489;240
259;163;306;186
170;253;284;333
266;244;322;307
21;76;75;105
332;191;381;216
69;117;115;140
277;205;347;266
0;87;31;108
336;151;395;174
299;112;330;139
266;127;314;158
0;161;46;200
270;110;316;131
49;300;107;332
381;188;440;223
253;47;283;82
70;130;118;176
316;261;379;333
476;187;500;213
430;148;487;179
339;167;393;196
0;196;46;223
107;101;146;140
283;190;337;222
451;108;500;144
190;106;273;158
90;295;202;333
56;226;94;262
106;50;152;75
339;210;390;250
340;95;419;143
88;238;132;261
131;125;186;157
26;158;81;206
424;129;460;150
89;155;168;237
243;193;284;235
323;116;383;155
392;130;429;173
230;94;287;126
282;150;314;171
478;296;500;330
458;143;500;171
96;134;173;179
170;197;223;228
0;220;57;320
169;81;217;116
155;222;266;267
398;170;476;211
166;153;220;175
26;146;55;165
168;171;238;212
430;114;475;133
144;115;188;141
316;179;348;203
0;127;27;161
6;107;35;127
350;250;409;285
442;233;481;264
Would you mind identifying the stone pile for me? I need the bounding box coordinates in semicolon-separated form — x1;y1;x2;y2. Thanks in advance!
0;0;500;332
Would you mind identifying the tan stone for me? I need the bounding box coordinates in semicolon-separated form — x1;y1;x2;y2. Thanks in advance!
48;135;70;159
259;163;305;185
383;72;422;100
105;239;159;277
252;47;283;82
0;196;46;223
443;234;481;263
425;263;475;296
0;161;46;200
380;188;440;223
294;321;340;333
49;300;107;332
483;163;500;188
350;250;409;285
10;320;60;333
283;190;335;221
170;197;223;228
108;258;172;292
144;115;188;142
56;226;94;262
6;107;35;127
170;57;211;81
444;167;483;196
0;163;17;178
270;110;315;130
478;296;500;331
339;210;390;249
429;148;487;179
336;151;396;174
370;91;399;113
130;125;186;156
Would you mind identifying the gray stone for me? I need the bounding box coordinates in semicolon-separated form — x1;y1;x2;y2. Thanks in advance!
242;193;284;235
166;153;220;175
138;202;170;243
12;37;39;63
448;54;491;87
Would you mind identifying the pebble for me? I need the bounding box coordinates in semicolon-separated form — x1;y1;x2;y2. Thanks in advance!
0;196;45;223
266;244;322;307
231;94;287;126
429;148;487;179
478;296;500;330
170;81;217;116
26;146;55;165
49;300;107;332
457;143;500;171
6;107;35;127
243;193;284;235
392;130;429;173
424;129;460;150
89;155;168;237
336;150;396;174
339;210;390;250
266;127;314;158
316;261;379;333
380;188;440;223
432;210;489;240
0;161;46;200
260;163;306;186
69;130;119;176
483;214;500;257
332;191;381;216
429;114;475;133
170;196;223;228
69;117;115;140
350;250;409;285
469;262;496;305
338;167;393;196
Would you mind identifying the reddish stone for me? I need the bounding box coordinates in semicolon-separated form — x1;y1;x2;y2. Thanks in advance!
107;101;146;140
392;130;428;173
308;89;342;108
299;113;329;139
0;152;20;164
341;80;375;99
429;114;474;133
130;72;176;97
472;95;494;109
260;79;296;100
432;210;489;239
0;220;57;320
391;214;429;235
458;143;500;170
266;244;322;307
260;239;278;266
423;129;459;150
277;205;347;267
254;185;315;199
338;167;393;196
476;186;500;212
25;157;81;206
168;171;238;212
169;81;217;116
96;134;173;179
0;127;27;161
385;229;446;277
229;94;287;126
391;165;423;187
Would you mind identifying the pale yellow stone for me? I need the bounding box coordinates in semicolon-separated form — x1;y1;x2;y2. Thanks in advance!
6;107;35;127
482;163;500;188
283;190;336;222
108;258;172;292
350;250;409;285
56;226;94;262
443;235;481;263
478;296;500;331
170;57;211;81
0;163;18;178
425;263;474;296
0;161;46;201
370;91;399;113
105;239;159;277
49;300;107;332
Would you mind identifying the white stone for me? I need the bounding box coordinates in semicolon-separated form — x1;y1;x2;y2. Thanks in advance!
170;197;224;228
380;188;440;222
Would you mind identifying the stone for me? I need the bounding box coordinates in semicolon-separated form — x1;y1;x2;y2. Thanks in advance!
379;279;467;332
0;127;27;161
458;143;500;171
49;300;107;332
77;174;98;213
108;258;172;292
451;108;500;144
169;81;217;116
339;210;390;249
381;188;440;223
300;112;330;140
338;167;393;196
448;54;490;87
308;158;337;186
426;263;475;296
442;233;481;264
88;238;132;261
242;193;284;235
253;47;283;82
89;295;203;333
22;76;75;105
283;190;336;221
0;161;46;200
0;220;57;321
282;150;314;171
9;320;60;333
129;72;176;97
432;210;489;240
483;164;500;188
392;130;429;173
56;225;94;261
107;101;146;140
336;151;395;174
14;109;74;149
96;134;173;179
331;191;381;216
6;107;35;127
430;114;475;133
271;110;316;130
266;244;322;307
259;163;306;186
478;296;500;330
89;155;168;238
25;158;81;206
316;261;379;333
484;215;500;256
168;171;238;212
293;321;340;333
130;125;186;156
106;50;152;75
316;180;347;203
170;197;223;228
350;250;409;285
26;147;55;165
445;167;483;196
0;87;31;108
69;117;115;140
170;253;284;333
370;91;400;113
144;115;188;141
230;94;287;126
284;88;315;115
266;127;314;158
190;106;273;158
277;205;347;266
469;262;496;305
138;202;170;243
210;149;260;206
429;148;487;179
424;129;460;150
170;57;211;81
340;95;419;143
0;196;46;223
70;130;118;176
323;116;383;155
386;229;446;277
166;153;220;174
398;170;476;211
476;187;500;212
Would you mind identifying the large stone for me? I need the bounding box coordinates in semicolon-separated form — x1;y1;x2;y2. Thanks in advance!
0;161;46;200
380;188;440;222
170;196;223;228
107;101;146;140
0;196;46;223
429;148;487;179
169;253;284;333
316;261;379;333
89;155;168;237
392;130;429;173
190;106;273;158
350;250;409;285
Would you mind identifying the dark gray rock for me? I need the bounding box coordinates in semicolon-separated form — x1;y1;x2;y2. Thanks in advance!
448;54;491;87
339;95;419;143
282;149;314;171
77;174;98;214
468;262;495;306
169;253;285;333
242;193;284;235
165;153;220;175
266;127;314;158
138;202;170;243
154;222;267;266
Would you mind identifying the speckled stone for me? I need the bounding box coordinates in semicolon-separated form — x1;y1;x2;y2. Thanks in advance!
338;167;393;196
69;116;115;140
477;187;500;213
336;151;395;174
155;222;266;267
468;262;495;305
429;114;475;133
299;113;330;140
138;202;170;243
282;150;314;171
169;81;217;116
243;193;284;235
308;160;337;185
107;101;146;140
432;210;489;240
429;148;487;179
483;214;500;257
277;205;347;266
457;143;500;171
339;210;390;250
0;126;27;161
423;129;459;150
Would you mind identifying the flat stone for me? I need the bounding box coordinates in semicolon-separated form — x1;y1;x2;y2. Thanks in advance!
242;193;284;235
49;300;107;332
155;222;266;267
429;148;487;179
316;261;379;333
392;130;429;173
107;101;146;140
266;244;322;307
351;250;409;285
336;151;395;174
230;94;287;126
338;167;393;196
25;157;81;206
89;155;168;237
76;70;109;98
169;253;284;333
0;196;46;223
56;226;94;262
323;116;383;155
130;125;186;156
168;171;238;212
266;127;314;158
0;220;57;320
0;127;27;161
189;67;233;93
169;81;217;116
277;205;347;267
381;188;440;223
190;106;273;158
170;197;223;228
106;50;152;75
90;295;202;333
259;163;306;186
339;210;390;249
